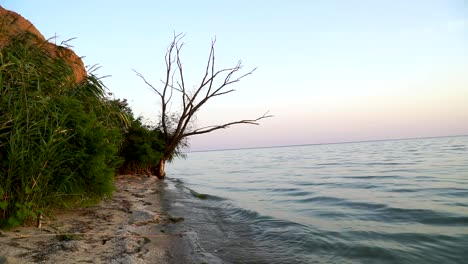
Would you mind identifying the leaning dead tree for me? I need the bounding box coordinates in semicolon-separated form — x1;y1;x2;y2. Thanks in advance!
134;34;271;179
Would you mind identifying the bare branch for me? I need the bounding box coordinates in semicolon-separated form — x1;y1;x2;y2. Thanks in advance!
133;69;162;98
183;112;273;137
210;89;235;98
211;67;256;97
207;38;216;96
200;37;216;92
176;42;187;108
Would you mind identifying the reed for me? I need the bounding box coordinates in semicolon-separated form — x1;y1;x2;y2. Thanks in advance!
0;32;125;228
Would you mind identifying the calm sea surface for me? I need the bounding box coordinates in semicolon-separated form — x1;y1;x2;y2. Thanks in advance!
164;136;468;263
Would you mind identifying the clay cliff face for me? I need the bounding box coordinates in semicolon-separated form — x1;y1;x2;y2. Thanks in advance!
0;6;87;83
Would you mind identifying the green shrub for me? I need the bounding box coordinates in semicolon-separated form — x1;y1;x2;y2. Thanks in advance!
116;101;165;175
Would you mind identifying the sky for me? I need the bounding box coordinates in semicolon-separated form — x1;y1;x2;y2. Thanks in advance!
2;0;467;151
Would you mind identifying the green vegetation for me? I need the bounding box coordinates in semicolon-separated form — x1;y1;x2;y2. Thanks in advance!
0;33;126;228
190;190;208;200
0;32;166;228
115;100;165;175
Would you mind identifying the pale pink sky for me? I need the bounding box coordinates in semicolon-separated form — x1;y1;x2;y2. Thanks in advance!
3;0;467;151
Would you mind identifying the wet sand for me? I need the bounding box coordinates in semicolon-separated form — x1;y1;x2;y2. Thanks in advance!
0;175;194;263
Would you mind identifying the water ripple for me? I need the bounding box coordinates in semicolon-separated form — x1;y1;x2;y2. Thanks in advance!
167;136;468;264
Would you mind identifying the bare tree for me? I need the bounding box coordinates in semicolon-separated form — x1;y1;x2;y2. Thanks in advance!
134;34;271;179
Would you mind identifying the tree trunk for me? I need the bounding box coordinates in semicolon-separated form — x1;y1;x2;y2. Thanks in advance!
156;159;166;180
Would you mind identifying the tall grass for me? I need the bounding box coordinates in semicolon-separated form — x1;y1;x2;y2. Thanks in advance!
0;32;125;228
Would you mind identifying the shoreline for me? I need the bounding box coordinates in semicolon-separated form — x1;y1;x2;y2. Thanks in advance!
0;175;193;263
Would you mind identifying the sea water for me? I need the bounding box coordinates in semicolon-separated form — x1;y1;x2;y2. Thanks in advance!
164;136;468;263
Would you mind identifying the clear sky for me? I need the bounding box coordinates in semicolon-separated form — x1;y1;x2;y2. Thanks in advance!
2;0;467;151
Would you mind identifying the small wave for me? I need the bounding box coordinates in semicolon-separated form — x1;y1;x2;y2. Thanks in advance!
382;169;414;173
222;205;264;222
266;187;301;192
448;145;467;151
438;190;468;198
265;187;313;197
227;169;251;174
347;182;380;189
221;203;311;231
406;187;468;198
450;147;467;151
388;188;418;193
373;206;467;226
168;178;227;202
296;196;388;211
294;181;328;186
294;196;467;226
189;190;226;201
287;191;314;196
168;177;185;189
366;162;407;166
346;175;402;179
344;200;468;226
316;162;342;166
341;231;468;263
336;243;403;263
297;196;345;204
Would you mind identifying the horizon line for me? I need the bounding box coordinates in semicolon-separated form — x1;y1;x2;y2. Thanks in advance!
186;134;468;154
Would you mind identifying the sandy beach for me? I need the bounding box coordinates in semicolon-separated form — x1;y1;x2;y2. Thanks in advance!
0;175;194;264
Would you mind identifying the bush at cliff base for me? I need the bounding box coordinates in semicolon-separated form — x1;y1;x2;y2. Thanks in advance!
0;33;125;228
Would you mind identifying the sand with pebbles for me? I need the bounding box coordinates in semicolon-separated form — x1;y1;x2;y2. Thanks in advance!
0;175;194;264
